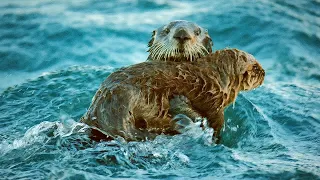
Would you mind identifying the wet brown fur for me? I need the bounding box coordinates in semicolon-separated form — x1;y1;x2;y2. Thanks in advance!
80;49;265;141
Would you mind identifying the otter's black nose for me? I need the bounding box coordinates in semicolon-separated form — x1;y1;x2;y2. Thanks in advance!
173;29;191;43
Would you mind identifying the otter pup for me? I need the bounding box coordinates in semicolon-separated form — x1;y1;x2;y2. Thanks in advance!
147;20;213;62
80;49;265;141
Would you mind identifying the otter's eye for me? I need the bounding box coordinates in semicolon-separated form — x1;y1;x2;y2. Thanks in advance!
163;28;170;34
194;28;201;36
253;65;259;72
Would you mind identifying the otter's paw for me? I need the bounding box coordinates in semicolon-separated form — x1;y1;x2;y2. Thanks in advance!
170;114;195;133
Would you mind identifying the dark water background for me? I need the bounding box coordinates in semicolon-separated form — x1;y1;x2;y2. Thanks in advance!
0;0;319;179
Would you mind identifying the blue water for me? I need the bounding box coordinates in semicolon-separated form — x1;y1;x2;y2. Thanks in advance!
1;0;319;179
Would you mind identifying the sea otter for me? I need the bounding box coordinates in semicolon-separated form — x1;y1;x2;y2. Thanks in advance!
147;20;213;62
80;49;265;141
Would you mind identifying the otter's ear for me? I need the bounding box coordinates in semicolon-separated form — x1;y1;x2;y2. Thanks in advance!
148;30;156;47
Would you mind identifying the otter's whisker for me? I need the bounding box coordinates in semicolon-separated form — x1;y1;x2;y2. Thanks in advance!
169;43;175;60
190;44;194;61
195;45;204;59
199;44;209;54
155;43;164;59
167;43;173;60
184;44;189;60
164;44;171;61
189;43;196;61
158;43;167;61
150;43;161;60
172;47;176;59
153;43;162;54
173;43;177;58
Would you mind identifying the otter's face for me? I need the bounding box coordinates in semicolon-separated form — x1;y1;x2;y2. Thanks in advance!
239;53;265;91
208;49;265;91
241;62;265;90
148;20;213;62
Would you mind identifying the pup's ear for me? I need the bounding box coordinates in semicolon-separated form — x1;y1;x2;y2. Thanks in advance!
148;30;156;47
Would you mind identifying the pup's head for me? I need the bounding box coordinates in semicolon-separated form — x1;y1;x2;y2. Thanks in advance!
204;49;265;91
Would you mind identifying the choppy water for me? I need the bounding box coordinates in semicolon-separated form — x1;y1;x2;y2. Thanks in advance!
1;0;319;179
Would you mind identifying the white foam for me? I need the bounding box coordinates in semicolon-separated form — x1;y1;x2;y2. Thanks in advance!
0;119;89;155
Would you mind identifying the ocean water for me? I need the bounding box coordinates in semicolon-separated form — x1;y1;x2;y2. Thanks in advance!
0;0;319;179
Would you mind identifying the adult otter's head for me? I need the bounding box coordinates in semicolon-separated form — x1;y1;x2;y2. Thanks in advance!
201;49;265;91
147;20;213;62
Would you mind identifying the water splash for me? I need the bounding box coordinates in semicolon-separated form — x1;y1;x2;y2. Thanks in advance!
0;119;92;155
